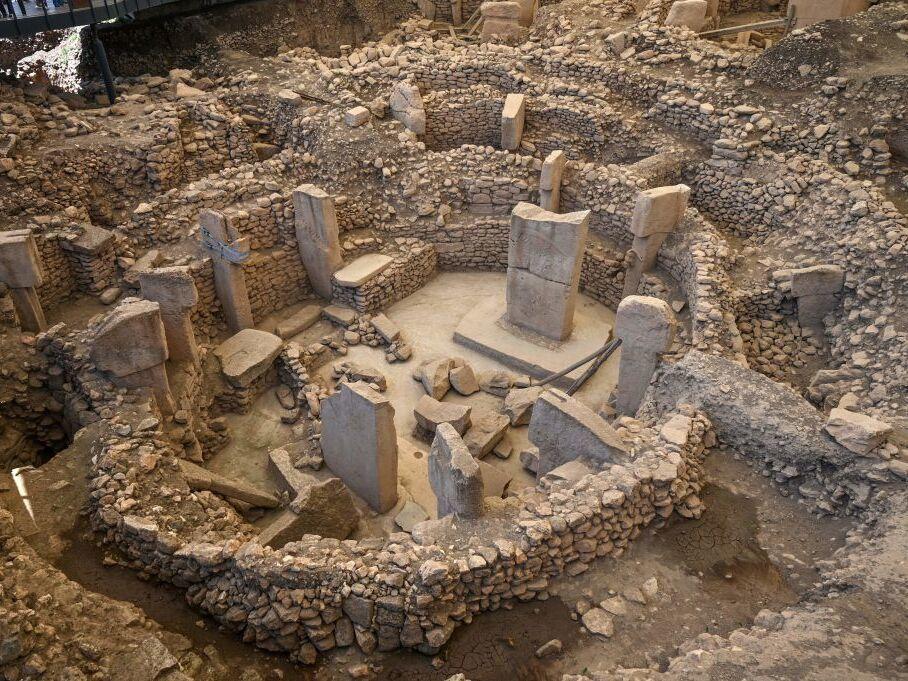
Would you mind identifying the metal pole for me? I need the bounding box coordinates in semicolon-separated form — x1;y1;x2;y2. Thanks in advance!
90;23;116;104
532;340;613;387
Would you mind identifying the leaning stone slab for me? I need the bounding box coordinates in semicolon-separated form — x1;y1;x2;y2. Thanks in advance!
178;460;280;508
213;329;283;388
529;389;629;477
0;229;43;288
414;395;472;435
259;478;359;547
449;363;480;396
91;298;169;377
275;304;323;339
268;448;317;497
334;253;394;287
415;357;455;400
540;460;593;488
824;408;892;455
428;423;484;519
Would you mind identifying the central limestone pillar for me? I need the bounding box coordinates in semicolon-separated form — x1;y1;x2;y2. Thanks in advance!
506;202;590;341
0;229;46;333
292;184;344;300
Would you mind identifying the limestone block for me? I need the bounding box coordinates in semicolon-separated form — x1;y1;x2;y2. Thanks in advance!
293;184;344;299
507;202;590;340
629;185;691;238
540;149;567;212
415;357;455;400
789;265;845;297
345;106;371;127
789;0;869;28
390;81;426;135
178;460;280;508
449;364;480;396
415;394;472;435
503;385;544;425
501;93;526;152
529;389;629;477
614;296;676;415
91;298;168;377
664;0;709;31
139;266;198;310
428;423;484;519
0;229;42;288
260;478;360;547
824;408;892;455
321;382;399;512
213;329;283;388
334;253;393;287
370;313;401;343
275;304;323;339
481;2;522;42
463;411;510;459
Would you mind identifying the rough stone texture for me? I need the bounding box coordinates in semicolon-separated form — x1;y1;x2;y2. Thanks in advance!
415;357;455;400
507;202;591;341
664;0;708;31
463;411;510;459
428;423;485;519
504;386;544;426
529;389;630;478
213;329;283;388
414;394;473;435
824;408;892;455
321;381;399;512
260;478;360;547
292;184;344;299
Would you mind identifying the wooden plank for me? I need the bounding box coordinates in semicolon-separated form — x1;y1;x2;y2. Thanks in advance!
179;459;280;508
698;18;785;39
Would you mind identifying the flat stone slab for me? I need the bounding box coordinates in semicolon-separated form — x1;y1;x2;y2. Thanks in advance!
334;253;393;288
213;329;283;388
275;304;323;339
323;304;357;326
454;295;613;389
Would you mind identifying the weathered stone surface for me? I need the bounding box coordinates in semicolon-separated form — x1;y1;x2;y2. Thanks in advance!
614;296;677;415
825;408;892;455
394;500;429;532
428;423;484;519
664;0;708;31
0;229;42;288
179;460;280;508
414;395;472;435
529;389;629;477
371;313;401;343
260;478;359;546
321;382;399;512
464;411;510;459
501;93;526;151
507;202;590;340
581;608;614;638
415;357;455;400
449;364;480;396
275;304;323;339
293;184;344;299
213;329;283;388
503;386;544;425
334;253;394;287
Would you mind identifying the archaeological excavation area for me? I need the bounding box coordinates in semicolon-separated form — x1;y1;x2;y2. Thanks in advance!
0;0;907;680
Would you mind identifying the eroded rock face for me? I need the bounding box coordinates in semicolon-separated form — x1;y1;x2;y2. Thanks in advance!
428;423;484;519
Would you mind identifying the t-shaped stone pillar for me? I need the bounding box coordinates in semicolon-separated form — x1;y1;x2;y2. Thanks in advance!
0;229;46;333
501;93;526;151
91;298;176;415
139;266;201;367
507;202;590;341
622;184;690;298
789;264;845;329
614;295;677;415
199;209;254;334
539;150;567;212
428;423;485;519
292;184;344;299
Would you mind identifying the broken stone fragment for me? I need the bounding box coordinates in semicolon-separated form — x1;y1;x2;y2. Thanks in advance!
449;363;480;396
463;411;510;459
414;357;455;400
824;408;892;455
581;608;614;638
428;423;484;519
414;394;473;435
503;385;543;425
213;329;283;388
477;369;514;397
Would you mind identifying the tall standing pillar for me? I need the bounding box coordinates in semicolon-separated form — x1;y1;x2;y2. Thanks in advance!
622;184;690;298
539;150;567;212
614;296;677;416
292;184;344;300
140;266;201;367
199;209;254;334
91;298;176;415
0;229;47;333
507;202;590;341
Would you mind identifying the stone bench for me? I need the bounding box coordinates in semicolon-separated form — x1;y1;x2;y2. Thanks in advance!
334;253;394;288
